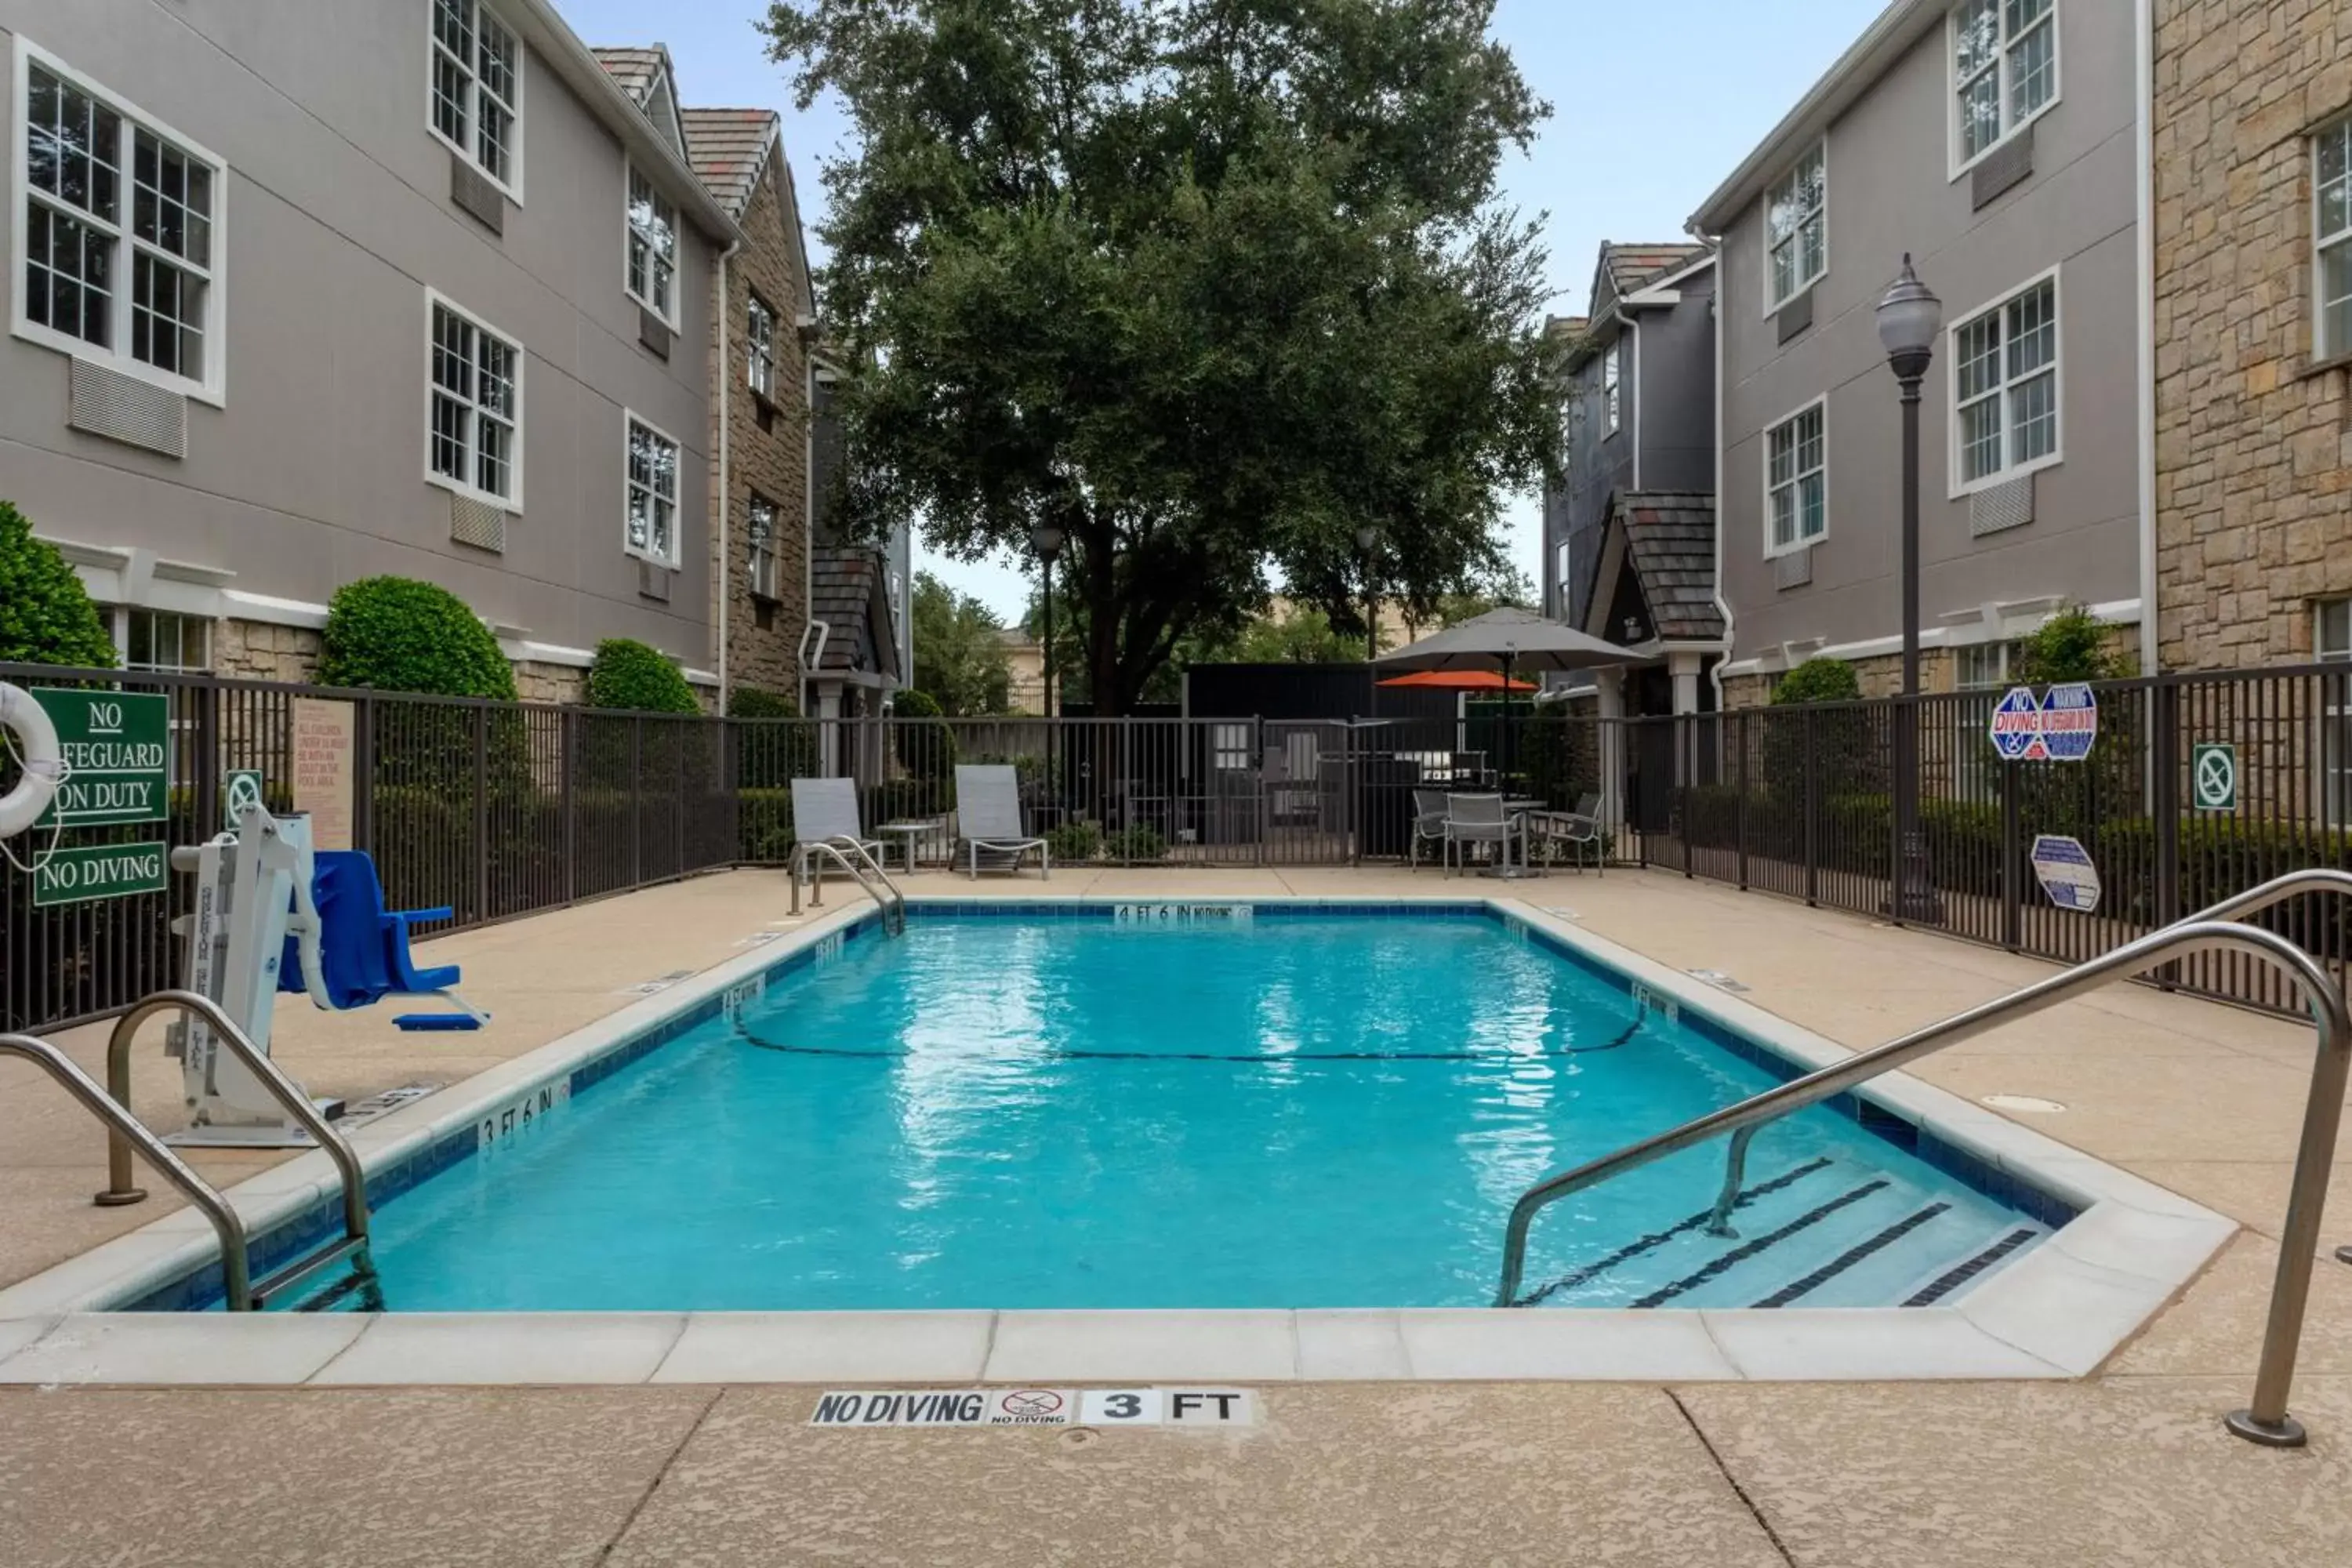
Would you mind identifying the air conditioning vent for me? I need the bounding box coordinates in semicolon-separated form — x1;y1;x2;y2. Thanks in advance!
68;360;187;457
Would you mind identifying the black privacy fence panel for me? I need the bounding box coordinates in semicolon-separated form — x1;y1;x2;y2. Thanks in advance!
12;659;2352;1029
1635;664;2352;1017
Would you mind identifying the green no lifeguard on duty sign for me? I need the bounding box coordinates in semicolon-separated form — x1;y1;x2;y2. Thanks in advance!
2192;742;2238;812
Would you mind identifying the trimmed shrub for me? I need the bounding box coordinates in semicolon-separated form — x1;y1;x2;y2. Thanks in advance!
891;688;957;784
727;685;799;719
1044;821;1102;862
1105;825;1167;863
0;500;115;667
1771;657;1860;706
586;638;699;714
321;576;514;699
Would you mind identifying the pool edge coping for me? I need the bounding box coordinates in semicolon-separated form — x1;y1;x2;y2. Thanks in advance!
0;893;2237;1385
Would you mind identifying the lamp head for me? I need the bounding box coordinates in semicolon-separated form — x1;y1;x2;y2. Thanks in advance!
1029;522;1066;561
1875;252;1942;379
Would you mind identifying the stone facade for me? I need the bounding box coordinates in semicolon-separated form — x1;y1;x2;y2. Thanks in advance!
215;618;323;684
1721;650;1964;712
703;127;812;712
512;660;589;706
2155;0;2352;669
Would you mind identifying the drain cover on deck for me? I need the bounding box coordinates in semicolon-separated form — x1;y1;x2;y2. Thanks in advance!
1686;969;1751;993
1980;1093;2067;1114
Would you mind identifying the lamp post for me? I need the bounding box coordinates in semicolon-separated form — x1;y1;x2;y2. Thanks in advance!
1029;521;1065;819
1876;253;1943;921
1353;524;1380;661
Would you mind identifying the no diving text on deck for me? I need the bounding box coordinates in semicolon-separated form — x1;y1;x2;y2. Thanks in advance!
809;1388;1256;1428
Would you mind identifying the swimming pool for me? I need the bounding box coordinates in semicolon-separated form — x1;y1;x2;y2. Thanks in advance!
337;904;2063;1313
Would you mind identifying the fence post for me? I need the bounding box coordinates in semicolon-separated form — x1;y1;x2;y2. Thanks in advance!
673;717;686;876
1679;717;1693;879
351;695;376;856
2001;740;2022;951
1804;706;1819;906
471;704;489;924
631;715;644;888
1736;710;1750;890
193;681;221;839
1253;715;1266;866
2153;677;2181;931
561;707;577;906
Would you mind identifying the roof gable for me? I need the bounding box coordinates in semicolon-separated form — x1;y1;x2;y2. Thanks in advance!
1597;492;1722;644
590;44;687;161
1588;241;1708;316
682;107;817;319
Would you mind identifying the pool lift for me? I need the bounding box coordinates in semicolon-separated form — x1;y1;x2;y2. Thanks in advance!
163;796;487;1149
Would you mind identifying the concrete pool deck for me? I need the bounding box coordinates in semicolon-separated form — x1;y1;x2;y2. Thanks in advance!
3;865;2351;1564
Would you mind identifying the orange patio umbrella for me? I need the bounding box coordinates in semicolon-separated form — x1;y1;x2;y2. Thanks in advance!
1374;669;1538;692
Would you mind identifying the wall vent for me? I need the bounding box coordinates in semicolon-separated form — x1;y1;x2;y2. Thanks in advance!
449;492;508;553
1971;128;2034;211
1969;473;2036;537
638;559;673;602
1773;546;1813;590
1775;288;1814;346
68;360;187;458
449;152;506;235
638;307;673;360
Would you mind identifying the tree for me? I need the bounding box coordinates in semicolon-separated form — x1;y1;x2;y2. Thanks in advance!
1225;604;1359;664
910;571;1014;714
762;0;1560;714
0;500;115;668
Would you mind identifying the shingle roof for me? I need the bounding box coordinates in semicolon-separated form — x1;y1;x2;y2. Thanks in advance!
1544;314;1589;342
811;546;898;679
681;108;779;218
1600;242;1708;299
589;46;664;105
1617;492;1722;641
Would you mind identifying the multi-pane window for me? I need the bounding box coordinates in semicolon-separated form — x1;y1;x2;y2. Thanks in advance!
1766;143;1827;308
17;48;223;395
1555;541;1571;594
1601;343;1621;433
1766;402;1826;553
430;0;520;191
1954;0;2057;169
747;493;779;598
118;608;212;672
427;297;521;506
626;416;680;565
746;293;776;397
626;165;677;321
1955;275;2060;487
2318;121;2352;359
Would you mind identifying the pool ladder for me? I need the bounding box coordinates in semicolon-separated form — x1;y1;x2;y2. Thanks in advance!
1494;867;2352;1450
788;836;907;936
3;989;374;1312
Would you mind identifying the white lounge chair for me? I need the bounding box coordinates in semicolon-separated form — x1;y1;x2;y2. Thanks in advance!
789;777;884;872
953;764;1050;880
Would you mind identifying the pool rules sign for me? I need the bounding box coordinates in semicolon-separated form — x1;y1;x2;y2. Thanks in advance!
24;688;170;907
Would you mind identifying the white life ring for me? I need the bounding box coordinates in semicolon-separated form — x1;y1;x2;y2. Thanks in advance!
0;683;66;838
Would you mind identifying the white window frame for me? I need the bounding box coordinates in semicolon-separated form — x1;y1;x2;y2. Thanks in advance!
1947;266;2063;499
1948;0;2060;180
1762;396;1828;558
746;291;777;399
1554;540;1571;594
623;158;679;327
2314;118;2352;361
426;0;524;201
623;410;682;568
114;606;213;673
423;288;524;510
1601;342;1621;434
10;37;229;404
1762;139;1828;313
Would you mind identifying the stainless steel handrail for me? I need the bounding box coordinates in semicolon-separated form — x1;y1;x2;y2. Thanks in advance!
2;1033;255;1311
788;836;907;934
1700;867;2352;1242
96;990;370;1254
1491;919;2350;1449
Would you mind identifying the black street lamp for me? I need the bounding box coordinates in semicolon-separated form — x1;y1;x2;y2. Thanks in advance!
1876;253;1944;921
1353;524;1380;661
1029;521;1065;818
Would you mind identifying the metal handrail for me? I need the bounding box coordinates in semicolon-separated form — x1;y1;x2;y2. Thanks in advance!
788;836;907;935
97;991;370;1254
1491;918;2350;1449
1;1033;255;1311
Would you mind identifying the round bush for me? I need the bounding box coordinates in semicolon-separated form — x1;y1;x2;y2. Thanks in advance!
726;685;800;719
585;638;700;714
320;577;514;699
0;500;115;667
1770;657;1860;706
891;688;956;782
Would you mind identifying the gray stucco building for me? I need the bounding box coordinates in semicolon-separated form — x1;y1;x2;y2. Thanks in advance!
3;0;742;699
1692;0;2147;704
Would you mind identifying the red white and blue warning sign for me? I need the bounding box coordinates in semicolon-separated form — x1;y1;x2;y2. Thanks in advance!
2031;833;2101;912
1986;683;2100;763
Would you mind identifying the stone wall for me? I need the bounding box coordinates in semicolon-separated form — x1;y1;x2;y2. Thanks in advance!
513;659;588;706
216;618;322;683
707;151;812;710
1722;650;1962;711
2154;0;2352;669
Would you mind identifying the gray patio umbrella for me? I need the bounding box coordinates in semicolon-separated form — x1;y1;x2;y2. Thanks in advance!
1374;606;1653;794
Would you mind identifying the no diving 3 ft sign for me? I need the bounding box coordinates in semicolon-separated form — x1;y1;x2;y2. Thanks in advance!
809;1388;1256;1429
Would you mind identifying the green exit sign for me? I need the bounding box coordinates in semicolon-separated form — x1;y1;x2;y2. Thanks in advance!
31;688;169;826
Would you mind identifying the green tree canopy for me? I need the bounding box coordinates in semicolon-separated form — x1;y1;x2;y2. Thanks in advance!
763;0;1559;713
911;571;1014;713
586;638;701;714
0;501;116;668
1771;657;1861;706
2015;604;2133;684
319;576;514;699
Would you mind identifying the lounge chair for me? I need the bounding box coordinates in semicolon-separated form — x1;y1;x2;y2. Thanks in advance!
1443;792;1523;877
790;777;885;873
1408;788;1450;870
953;764;1050;879
1528;793;1606;876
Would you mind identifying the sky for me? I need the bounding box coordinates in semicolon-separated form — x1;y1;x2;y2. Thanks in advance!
558;0;1892;619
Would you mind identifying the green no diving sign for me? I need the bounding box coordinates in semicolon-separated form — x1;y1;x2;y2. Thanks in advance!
2192;742;2238;812
31;840;169;907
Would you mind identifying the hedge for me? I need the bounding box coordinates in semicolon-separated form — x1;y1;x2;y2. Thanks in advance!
320;577;514;699
0;500;115;666
586;638;699;715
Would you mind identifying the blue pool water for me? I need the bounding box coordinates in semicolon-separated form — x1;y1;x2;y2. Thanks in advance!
356;910;2054;1311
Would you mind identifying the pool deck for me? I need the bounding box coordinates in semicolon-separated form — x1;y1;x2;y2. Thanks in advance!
4;864;2351;1565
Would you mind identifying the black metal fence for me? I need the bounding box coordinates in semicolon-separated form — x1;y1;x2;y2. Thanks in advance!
1636;663;2352;1017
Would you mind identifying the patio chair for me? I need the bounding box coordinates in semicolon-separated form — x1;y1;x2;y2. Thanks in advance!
1443;793;1523;877
1408;788;1451;871
789;777;885;874
1528;792;1606;877
954;764;1051;880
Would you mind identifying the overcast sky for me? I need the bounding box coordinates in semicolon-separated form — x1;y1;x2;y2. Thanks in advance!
558;0;1890;619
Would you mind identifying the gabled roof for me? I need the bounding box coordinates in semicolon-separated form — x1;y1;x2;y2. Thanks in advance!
680;108;778;216
590;43;687;161
1544;314;1589;342
1613;492;1722;642
1600;243;1708;302
811;546;901;681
